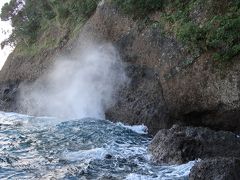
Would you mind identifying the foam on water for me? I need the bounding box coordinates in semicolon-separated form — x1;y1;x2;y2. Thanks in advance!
126;161;195;179
117;122;148;134
0;112;195;179
62;148;108;161
0;111;31;125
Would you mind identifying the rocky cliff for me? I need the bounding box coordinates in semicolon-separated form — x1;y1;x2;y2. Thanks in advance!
1;1;240;135
1;1;240;178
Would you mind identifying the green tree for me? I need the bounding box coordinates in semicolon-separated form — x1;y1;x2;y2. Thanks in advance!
1;0;100;49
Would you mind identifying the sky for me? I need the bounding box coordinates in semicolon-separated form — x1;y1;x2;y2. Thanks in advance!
0;0;13;69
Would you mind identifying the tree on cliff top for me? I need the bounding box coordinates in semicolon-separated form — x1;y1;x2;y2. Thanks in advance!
0;0;99;49
0;0;55;48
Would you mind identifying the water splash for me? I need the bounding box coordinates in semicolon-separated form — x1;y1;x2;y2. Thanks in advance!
0;112;195;179
18;42;128;119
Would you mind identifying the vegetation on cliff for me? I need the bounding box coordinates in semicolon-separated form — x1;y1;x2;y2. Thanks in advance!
1;0;100;55
1;0;240;62
114;0;164;17
167;0;240;62
114;0;240;62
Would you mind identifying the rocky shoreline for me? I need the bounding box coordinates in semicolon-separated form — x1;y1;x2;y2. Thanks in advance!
149;124;240;179
0;1;240;179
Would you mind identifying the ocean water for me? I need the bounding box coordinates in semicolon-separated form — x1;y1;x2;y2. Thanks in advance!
0;112;195;179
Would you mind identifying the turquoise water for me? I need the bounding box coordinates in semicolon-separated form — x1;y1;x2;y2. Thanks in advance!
0;112;194;179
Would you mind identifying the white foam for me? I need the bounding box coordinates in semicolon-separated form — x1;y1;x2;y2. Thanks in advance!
117;122;148;134
125;161;196;180
62;148;107;161
0;111;196;179
161;160;196;178
0;111;32;125
125;174;153;180
0;111;63;129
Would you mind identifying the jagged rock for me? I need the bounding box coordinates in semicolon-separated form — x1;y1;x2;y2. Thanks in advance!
149;125;240;164
105;64;170;135
189;158;240;180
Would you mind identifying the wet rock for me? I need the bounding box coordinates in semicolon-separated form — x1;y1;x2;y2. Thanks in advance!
106;65;170;135
149;125;240;164
105;154;113;159
189;158;240;180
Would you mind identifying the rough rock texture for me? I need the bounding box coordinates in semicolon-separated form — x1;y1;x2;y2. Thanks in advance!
0;21;72;112
0;24;71;83
105;65;171;134
0;49;54;83
72;3;173;134
149;125;240;164
1;2;240;134
189;158;240;180
0;82;19;112
79;2;240;134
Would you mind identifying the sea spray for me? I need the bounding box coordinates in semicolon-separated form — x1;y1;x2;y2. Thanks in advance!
18;42;128;119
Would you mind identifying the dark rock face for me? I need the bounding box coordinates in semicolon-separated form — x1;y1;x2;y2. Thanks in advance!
149;125;240;164
85;2;240;134
0;82;19;112
189;158;240;180
106;65;170;135
74;3;173;135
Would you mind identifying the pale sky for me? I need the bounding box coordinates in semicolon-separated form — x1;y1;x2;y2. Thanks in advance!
0;0;13;69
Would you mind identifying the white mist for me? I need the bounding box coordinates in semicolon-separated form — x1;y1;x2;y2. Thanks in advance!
18;42;128;120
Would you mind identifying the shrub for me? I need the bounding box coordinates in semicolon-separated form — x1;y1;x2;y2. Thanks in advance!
176;22;206;51
206;14;240;61
113;0;164;17
166;0;240;61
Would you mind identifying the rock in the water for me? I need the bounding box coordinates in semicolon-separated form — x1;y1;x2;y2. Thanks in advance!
149;125;240;164
189;158;240;180
105;65;170;135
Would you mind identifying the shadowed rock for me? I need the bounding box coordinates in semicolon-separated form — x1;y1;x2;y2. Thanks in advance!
189;158;240;180
149;125;240;164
